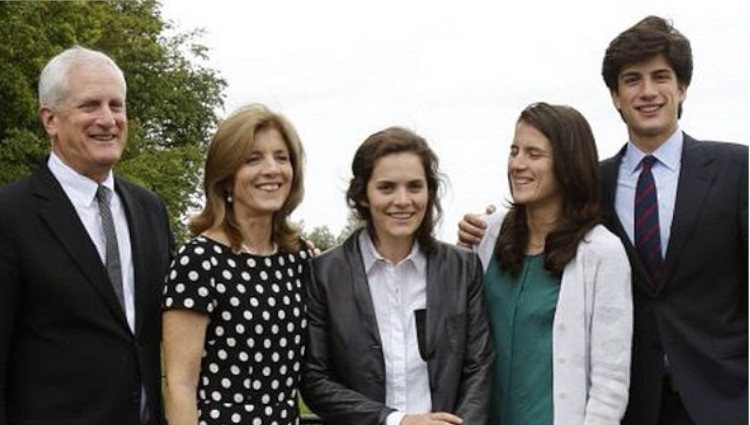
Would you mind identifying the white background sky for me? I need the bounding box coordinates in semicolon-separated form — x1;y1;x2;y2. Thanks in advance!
160;0;749;242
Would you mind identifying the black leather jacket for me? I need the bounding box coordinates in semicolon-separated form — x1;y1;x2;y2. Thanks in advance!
301;230;494;425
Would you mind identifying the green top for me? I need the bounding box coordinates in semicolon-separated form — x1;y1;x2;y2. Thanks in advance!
484;253;561;425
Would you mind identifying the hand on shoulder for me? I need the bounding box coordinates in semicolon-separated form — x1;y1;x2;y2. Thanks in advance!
457;204;495;247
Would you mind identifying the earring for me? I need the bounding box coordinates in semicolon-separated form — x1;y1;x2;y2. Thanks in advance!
226;194;233;203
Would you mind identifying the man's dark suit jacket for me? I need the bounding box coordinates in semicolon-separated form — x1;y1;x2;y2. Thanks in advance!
0;164;174;425
301;230;494;425
600;134;748;425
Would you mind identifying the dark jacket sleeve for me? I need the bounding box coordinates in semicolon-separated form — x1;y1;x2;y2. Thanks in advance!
300;251;395;425
0;184;21;425
738;146;748;282
453;252;494;424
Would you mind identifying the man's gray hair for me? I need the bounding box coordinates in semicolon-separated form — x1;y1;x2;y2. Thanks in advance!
38;45;126;107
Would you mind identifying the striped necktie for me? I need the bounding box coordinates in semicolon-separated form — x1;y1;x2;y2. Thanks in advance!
634;155;663;285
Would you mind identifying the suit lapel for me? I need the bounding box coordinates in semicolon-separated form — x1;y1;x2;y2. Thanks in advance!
601;146;656;294
344;232;383;346
32;166;130;328
601;146;627;238
116;178;147;335
424;251;440;360
660;135;716;289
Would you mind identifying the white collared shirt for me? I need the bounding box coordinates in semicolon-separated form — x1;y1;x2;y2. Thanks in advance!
358;231;431;425
48;152;136;331
615;129;683;258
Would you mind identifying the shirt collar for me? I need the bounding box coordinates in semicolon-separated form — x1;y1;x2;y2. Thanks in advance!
358;229;426;274
623;128;683;175
48;152;116;206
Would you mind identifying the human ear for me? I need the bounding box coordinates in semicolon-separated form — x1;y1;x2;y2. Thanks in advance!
39;106;58;137
610;89;622;111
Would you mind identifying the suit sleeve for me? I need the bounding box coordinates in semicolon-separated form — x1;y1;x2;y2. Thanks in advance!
583;237;633;424
738;149;748;285
155;193;175;259
0;202;20;425
300;260;395;425
454;253;495;424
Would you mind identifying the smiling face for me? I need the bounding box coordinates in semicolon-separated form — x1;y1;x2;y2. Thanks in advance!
231;127;293;221
508;121;563;213
611;54;686;152
364;152;429;249
41;62;127;183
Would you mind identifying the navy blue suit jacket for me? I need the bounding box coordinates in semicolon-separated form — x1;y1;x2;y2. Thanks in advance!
600;134;747;425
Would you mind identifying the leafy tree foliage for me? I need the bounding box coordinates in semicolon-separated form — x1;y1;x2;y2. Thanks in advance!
303;225;337;252
298;211;363;252
0;0;225;241
335;210;363;245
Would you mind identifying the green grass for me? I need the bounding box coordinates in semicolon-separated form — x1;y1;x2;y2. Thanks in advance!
299;397;312;415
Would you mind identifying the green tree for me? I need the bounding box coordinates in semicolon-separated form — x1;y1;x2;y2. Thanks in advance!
0;0;225;241
297;211;362;253
335;210;363;245
304;225;337;252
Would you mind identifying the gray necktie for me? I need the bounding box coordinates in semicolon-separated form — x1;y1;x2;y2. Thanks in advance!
95;185;125;309
96;186;147;423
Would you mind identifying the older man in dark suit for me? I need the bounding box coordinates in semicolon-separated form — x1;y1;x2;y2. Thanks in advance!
0;46;174;425
458;16;747;425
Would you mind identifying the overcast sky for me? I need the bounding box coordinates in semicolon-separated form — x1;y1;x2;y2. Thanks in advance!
160;0;749;241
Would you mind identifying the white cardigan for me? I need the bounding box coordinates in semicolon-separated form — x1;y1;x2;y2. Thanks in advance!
475;210;633;425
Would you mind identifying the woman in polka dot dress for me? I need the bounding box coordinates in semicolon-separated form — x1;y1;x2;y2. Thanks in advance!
162;104;310;425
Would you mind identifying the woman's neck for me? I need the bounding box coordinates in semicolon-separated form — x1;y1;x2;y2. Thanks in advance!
525;203;562;255
372;232;415;263
235;216;276;254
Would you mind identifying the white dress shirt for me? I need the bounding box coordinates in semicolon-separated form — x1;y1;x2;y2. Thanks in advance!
358;231;431;425
614;129;683;258
48;152;136;331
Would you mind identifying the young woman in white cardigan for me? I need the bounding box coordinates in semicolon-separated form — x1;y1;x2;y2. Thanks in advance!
464;102;632;425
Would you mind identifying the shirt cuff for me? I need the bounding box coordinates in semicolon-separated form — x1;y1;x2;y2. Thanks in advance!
386;411;406;425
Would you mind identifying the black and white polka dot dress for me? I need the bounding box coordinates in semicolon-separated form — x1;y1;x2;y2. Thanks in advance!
163;236;310;425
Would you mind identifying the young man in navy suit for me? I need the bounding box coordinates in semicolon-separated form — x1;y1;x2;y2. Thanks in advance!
459;16;747;425
600;16;747;425
0;46;174;425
